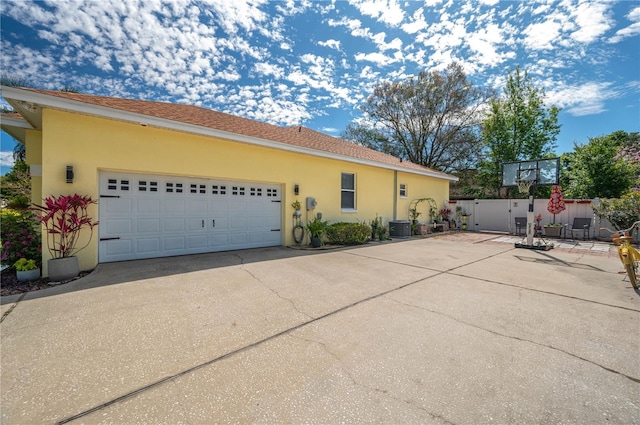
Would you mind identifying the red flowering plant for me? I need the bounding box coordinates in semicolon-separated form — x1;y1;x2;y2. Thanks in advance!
547;185;566;225
31;194;99;259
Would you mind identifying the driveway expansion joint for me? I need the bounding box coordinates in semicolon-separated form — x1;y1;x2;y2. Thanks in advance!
386;297;640;385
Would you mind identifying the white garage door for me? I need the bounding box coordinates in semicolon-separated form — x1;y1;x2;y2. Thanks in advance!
98;171;282;262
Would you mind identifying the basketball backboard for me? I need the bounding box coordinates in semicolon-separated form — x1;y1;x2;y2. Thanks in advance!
501;158;559;187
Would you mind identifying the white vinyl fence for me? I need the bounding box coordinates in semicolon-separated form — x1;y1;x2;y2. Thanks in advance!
450;198;613;239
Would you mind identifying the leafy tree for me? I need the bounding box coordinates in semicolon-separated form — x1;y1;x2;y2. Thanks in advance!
561;131;639;198
477;66;560;197
0;160;31;206
343;62;493;173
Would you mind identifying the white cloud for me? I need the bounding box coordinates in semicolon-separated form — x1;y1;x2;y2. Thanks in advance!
523;19;563;50
318;39;341;50
354;51;395;66
0;151;15;169
401;8;427;34
348;0;405;26
609;6;640;43
546;81;616;116
568;1;614;43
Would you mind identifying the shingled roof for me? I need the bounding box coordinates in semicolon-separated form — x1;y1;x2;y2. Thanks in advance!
2;87;456;181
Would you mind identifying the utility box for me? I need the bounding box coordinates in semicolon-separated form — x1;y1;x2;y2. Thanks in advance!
306;197;317;210
389;220;411;238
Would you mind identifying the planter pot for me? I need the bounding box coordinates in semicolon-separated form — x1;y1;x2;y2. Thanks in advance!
310;237;322;248
544;226;563;237
48;256;79;281
294;210;302;217
16;268;40;282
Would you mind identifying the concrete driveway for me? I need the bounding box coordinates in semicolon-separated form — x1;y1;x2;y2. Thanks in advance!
1;234;639;424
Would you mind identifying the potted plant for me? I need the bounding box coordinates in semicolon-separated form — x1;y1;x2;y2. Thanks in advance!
305;216;328;248
545;185;566;237
439;206;452;229
31;194;99;281
460;210;471;230
291;199;302;217
14;258;40;282
544;222;564;237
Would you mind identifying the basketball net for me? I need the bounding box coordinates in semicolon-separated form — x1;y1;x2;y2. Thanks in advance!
516;179;532;194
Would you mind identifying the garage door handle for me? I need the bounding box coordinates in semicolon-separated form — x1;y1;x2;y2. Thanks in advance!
100;237;120;241
100;195;120;198
212;219;215;227
202;219;205;228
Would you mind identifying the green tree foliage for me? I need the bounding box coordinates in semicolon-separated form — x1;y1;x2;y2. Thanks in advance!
561;131;639;199
592;192;640;231
477;66;560;198
343;63;492;173
0;160;31;206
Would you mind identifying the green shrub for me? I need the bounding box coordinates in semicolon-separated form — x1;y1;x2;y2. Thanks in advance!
326;222;371;245
369;216;388;241
592;191;640;231
1;208;41;267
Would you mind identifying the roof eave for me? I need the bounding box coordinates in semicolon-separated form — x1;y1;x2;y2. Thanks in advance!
0;86;458;181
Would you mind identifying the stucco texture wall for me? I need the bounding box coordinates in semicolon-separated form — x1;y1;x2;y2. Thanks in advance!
38;108;449;275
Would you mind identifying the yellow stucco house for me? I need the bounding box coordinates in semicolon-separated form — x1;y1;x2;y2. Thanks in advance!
1;86;456;276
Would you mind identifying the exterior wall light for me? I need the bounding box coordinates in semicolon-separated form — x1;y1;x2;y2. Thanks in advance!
294;184;299;195
66;165;74;183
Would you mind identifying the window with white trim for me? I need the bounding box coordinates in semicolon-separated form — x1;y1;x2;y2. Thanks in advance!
399;183;407;198
341;172;356;210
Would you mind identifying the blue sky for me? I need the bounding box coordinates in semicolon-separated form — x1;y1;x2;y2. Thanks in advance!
1;0;639;175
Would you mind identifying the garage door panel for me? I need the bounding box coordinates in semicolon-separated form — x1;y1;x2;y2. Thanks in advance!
99;172;281;262
164;199;185;214
164;218;186;232
229;233;247;245
188;235;209;249
188;199;208;214
137;199;161;213
230;216;247;229
137;238;161;254
137;218;161;234
105;198;133;214
103;219;132;236
211;234;228;246
164;236;186;251
104;239;132;256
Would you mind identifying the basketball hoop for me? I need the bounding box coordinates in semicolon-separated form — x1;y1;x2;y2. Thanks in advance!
516;179;532;194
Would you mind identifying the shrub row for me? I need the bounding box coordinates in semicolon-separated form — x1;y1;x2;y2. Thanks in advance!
326;222;371;245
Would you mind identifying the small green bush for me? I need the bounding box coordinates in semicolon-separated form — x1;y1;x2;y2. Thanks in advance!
592;191;640;231
1;208;41;267
326;222;371;245
369;216;388;241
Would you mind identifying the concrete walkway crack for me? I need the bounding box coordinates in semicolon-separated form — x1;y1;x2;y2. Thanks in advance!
291;335;458;425
0;293;25;323
233;254;313;320
386;297;640;385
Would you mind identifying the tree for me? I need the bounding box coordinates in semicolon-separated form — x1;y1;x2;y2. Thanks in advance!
0;160;31;207
561;131;639;199
477;66;561;197
343;63;493;173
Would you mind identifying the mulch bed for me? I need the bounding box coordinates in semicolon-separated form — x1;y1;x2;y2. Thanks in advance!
1;268;91;297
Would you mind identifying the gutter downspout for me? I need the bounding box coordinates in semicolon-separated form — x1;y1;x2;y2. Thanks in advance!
393;170;398;220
